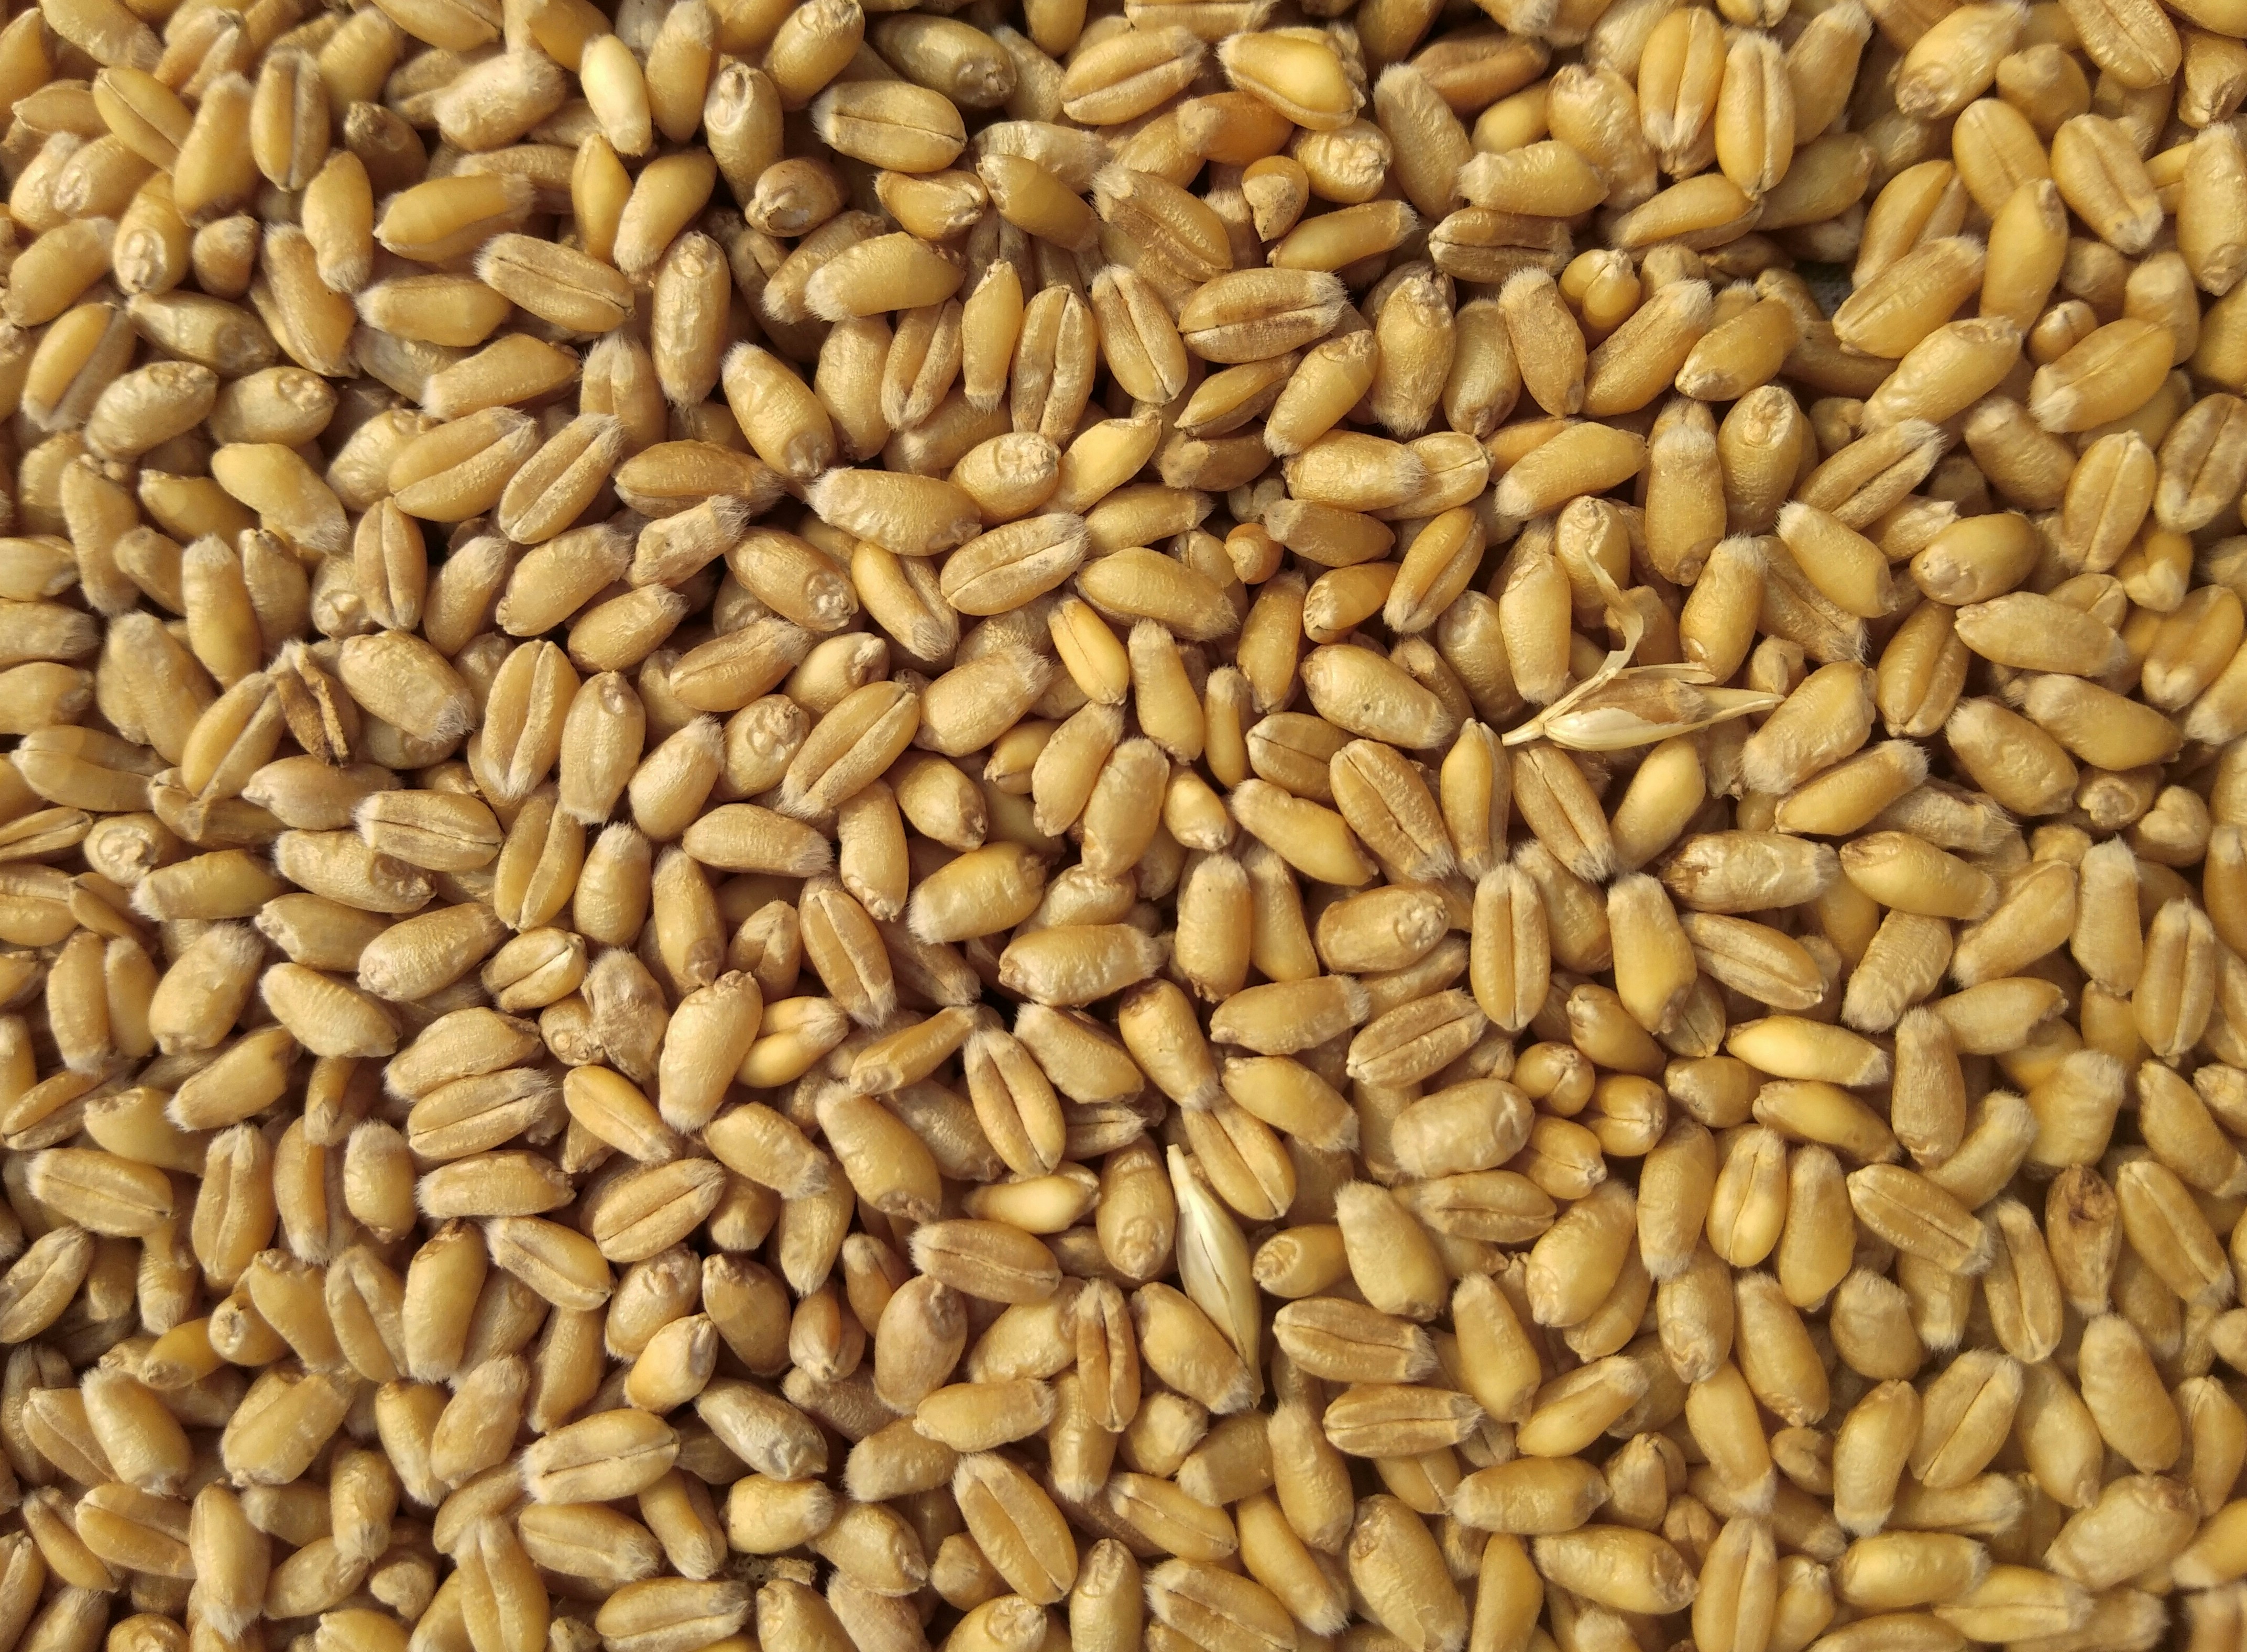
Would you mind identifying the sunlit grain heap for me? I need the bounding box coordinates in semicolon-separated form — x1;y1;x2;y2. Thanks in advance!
4;0;2247;1646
